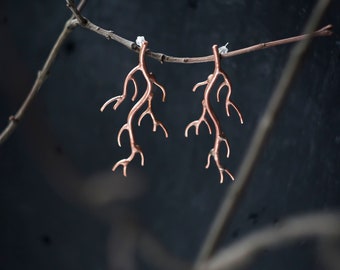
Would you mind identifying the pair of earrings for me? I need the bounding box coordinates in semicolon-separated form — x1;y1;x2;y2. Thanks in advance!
101;41;243;183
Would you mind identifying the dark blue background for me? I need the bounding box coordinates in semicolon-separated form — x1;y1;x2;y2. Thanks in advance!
1;0;339;269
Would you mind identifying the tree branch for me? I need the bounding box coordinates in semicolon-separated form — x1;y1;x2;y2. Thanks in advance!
66;0;332;64
0;0;87;145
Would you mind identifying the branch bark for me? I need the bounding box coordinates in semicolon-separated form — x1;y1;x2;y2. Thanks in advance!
66;0;332;64
0;0;87;145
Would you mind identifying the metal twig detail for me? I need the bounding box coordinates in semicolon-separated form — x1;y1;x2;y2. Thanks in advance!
185;45;243;183
101;41;168;176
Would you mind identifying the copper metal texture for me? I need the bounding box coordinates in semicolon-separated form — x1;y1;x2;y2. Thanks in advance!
101;41;168;176
185;45;243;183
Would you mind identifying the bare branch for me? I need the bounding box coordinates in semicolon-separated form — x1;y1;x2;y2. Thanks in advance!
0;0;87;145
194;0;332;266
200;212;340;270
65;0;332;64
66;0;87;25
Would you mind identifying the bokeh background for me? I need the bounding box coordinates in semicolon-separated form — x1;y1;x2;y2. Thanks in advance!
1;0;339;269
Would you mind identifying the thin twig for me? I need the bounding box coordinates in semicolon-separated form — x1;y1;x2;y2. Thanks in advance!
193;0;332;266
66;0;87;25
200;212;340;270
66;0;332;64
0;0;87;145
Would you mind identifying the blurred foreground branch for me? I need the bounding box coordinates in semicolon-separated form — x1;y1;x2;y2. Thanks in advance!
200;212;340;270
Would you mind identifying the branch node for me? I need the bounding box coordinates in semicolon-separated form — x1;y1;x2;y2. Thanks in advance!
9;115;19;123
160;54;165;64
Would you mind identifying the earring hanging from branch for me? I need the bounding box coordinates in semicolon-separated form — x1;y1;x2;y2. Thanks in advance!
185;45;243;183
101;39;168;176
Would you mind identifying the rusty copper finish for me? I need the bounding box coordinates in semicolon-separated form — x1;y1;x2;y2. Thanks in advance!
101;41;168;176
185;45;243;183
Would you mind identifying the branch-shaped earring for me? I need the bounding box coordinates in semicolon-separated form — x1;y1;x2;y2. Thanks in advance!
185;45;243;183
101;40;168;176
